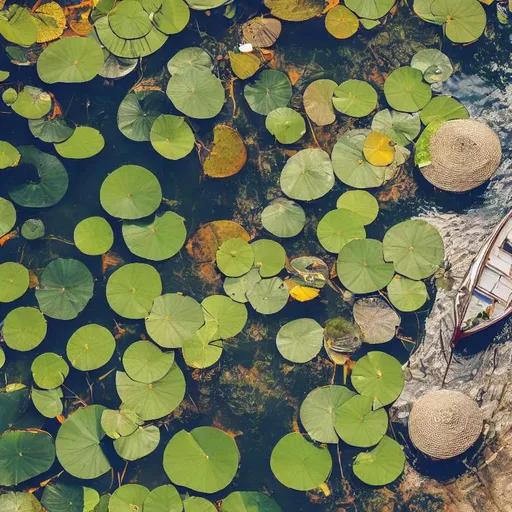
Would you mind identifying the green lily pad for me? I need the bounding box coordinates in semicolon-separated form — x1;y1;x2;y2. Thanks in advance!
0;5;37;47
146;293;205;348
167;47;212;75
54;127;104;159
276;318;323;363
251;239;286;277
0;348;4;370
0;262;29;303
2;307;47;351
265;107;306;144
345;0;395;19
106;263;162;319
37;37;104;84
333;80;378;118
431;0;486;43
410;48;453;83
384;67;432;113
116;364;185;420
371;109;421;146
108;1;152;39
109;485;149;512
35;258;94;320
0;197;16;236
31;387;63;419
263;0;324;21
114;426;160;461
117;91;167;142
66;324;116;371
261;198;306;238
31;353;69;389
74;216;114;256
300;385;355;443
216;238;254;277
0;141;20;169
143;485;183;512
317;209;366;253
222;492;280;512
325;5;359;39
9;146;68;208
41;483;84;512
420;96;469;125
163;426;240;493
247;276;289;314
28;116;74;144
123;340;174;383
383;219;444;279
101;407;143;439
201;295;247;339
223;268;262;303
100;165;162;220
0;430;55;485
353;435;405;485
351;351;405;406
99;52;138;80
270;432;332;491
0;491;42;512
387;275;428;312
151;0;190;35
21;218;45;240
166;68;224;119
11;86;52;119
150;114;195;160
353;297;400;344
334;394;388;447
2;87;17;106
182;497;215;512
336;190;379;225
280;148;334;201
413;0;445;23
303;79;337;126
182;322;223;369
244;70;292;115
84;487;100;512
337;239;395;294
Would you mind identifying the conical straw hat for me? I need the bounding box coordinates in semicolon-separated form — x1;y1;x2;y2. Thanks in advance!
420;119;502;192
408;389;483;459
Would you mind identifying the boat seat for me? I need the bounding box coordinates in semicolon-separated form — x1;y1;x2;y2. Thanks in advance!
488;248;512;276
493;278;512;303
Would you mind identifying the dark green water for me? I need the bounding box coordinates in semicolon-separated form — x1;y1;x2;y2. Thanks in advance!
1;2;512;510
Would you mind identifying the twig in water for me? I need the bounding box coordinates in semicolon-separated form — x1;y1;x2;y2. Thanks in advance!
337;443;345;480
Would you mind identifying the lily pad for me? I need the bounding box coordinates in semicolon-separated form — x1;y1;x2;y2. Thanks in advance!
387;275;428;312
363;131;395;166
28;116;74;144
11;86;52;119
143;485;183;512
261;198;306;238
242;17;282;47
0;141;20;169
351;351;405;406
371;109;421;146
0;492;42;512
108;1;152;39
54;127;104;159
109;485;149;512
99;52;138;80
41;483;84;512
2;87;17;105
0;262;29;303
100;165;162;219
216;238;255;277
383;219;444;279
167;47;212;75
123;340;174;383
32;387;63;418
336;190;379;225
419;96;469;125
101;407;143;440
106;263;162;319
317;209;366;253
163;426;240;493
31;353;69;389
303;79;337;126
244;70;292;115
203;125;247;178
185;0;229;9
222;491;281;512
223;268;261;303
270;433;332;491
247;277;289;314
182;322;223;369
276;318;323;363
280;148;335;201
66;324;116;371
251;239;286;277
35;258;94;320
353;297;400;343
0;5;37;47
263;0;324;21
74;217;114;255
300;385;355;443
410;48;453;83
333;80;378;117
266;107;306;144
2;307;47;352
201;295;247;339
150;114;195;160
384;67;432;113
325;5;359;39
431;0;486;43
345;0;395;19
21;218;45;240
229;51;262;80
0;197;16;236
183;497;215;512
146;293;205;348
151;0;190;35
337;239;395;294
114;426;160;461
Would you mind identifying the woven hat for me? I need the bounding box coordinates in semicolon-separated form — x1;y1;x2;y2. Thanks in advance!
408;389;483;459
420;119;502;192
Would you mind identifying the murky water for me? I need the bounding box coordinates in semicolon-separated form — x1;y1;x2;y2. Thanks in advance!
1;3;511;510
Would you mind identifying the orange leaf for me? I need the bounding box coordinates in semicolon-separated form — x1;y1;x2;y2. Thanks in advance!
203;125;247;178
0;230;18;246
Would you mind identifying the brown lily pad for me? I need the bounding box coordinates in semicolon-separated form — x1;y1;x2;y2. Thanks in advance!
203;125;247;178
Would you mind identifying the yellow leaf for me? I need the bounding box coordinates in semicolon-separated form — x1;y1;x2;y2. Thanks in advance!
287;281;321;302
229;51;262;80
203;125;247;178
478;0;494;4
64;0;94;37
363;131;395;166
33;2;66;43
318;482;332;496
325;5;359;39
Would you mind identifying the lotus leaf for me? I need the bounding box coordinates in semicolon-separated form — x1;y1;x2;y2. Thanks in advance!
387;275;428;311
337;239;394;293
106;263;162;319
31;387;63;418
247;277;289;314
123;340;174;382
0;262;28;303
185;0;229;9
54;127;104;159
143;485;183;512
270;433;332;490
347;0;395;18
32;2;66;44
221;491;280;512
21;218;45;240
242;17;281;47
41;483;84;512
35;258;94;320
2;87;17;105
216;238;254;277
114;425;160;461
152;0;190;35
150;114;195;160
84;487;100;512
182;497;215;512
99;52;138;79
2;307;47;351
265;107;306;144
261;198;306;237
109;485;149;512
431;0;486;43
0;6;37;47
223;268;262;303
336;190;379;225
420;95;469;125
166;68;224;119
303;79;337;126
28;116;74;144
101;407;143;439
0;197;16;236
317;209;366;253
0;385;30;435
163;426;240;493
229;51;262;80
280;148;334;201
92;494;110;512
264;0;324;21
167;47;212;75
300;385;355;443
371;109;421;146
31;353;69;389
108;1;152;39
413;0;446;23
410;48;453;83
182;322;223;369
276;318;323;363
117;91;167;142
0;141;20;169
11;86;52;120
203;125;247;178
244;70;292;115
384;67;432;112
66;324;116;371
0;491;42;512
325;5;359;39
353;435;405;485
74;217;113;256
115;364;185;420
333;80;377;118
353;297;400;343
383;219;444;279
146;293;205;347
363;131;396;166
251;239;286;277
0;70;8;82
201;295;247;339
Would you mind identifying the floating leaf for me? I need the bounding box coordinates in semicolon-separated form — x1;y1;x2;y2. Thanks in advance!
371;109;421;146
74;217;114;256
0;492;42;512
384;67;432;113
222;491;281;512
363;131;396;166
3;307;47;352
431;0;486;43
266;107;306;144
323;317;362;357
0;197;16;236
2;87;17;106
0;141;20;169
0;262;28;303
182;322;223;369
419;95;469;125
251;239;286;277
109;485;149;512
333;80;378;118
303;79;337;126
223;268;262;303
185;0;230;9
151;0;190;35
11;86;52;119
353;297;400;343
410;48;453;83
42;483;85;512
261;198;306;238
182;497;215;512
276;318;323;362
108;1;152;39
203;125;247;178
216;238;254;277
247;277;289;314
99;52;138;80
114;426;160;461
144;485;183;512
229;51;262;80
21;218;45;240
123;340;174;383
31;352;69;389
325;5;359;39
29;115;74;144
0;5;37;47
336;190;379;225
244;70;292;115
317;209;366;253
167;47;212;75
54;127;104;159
150;114;195;160
201;295;248;339
67;324;116;371
387;275;428;311
288;256;329;289
32;387;63;418
101;407;143;440
345;0;395;18
242;17;282;47
263;0;324;21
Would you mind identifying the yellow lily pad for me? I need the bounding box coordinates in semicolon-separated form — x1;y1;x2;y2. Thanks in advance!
363;131;395;167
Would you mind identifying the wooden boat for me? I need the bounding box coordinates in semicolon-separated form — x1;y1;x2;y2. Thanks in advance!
450;209;512;346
